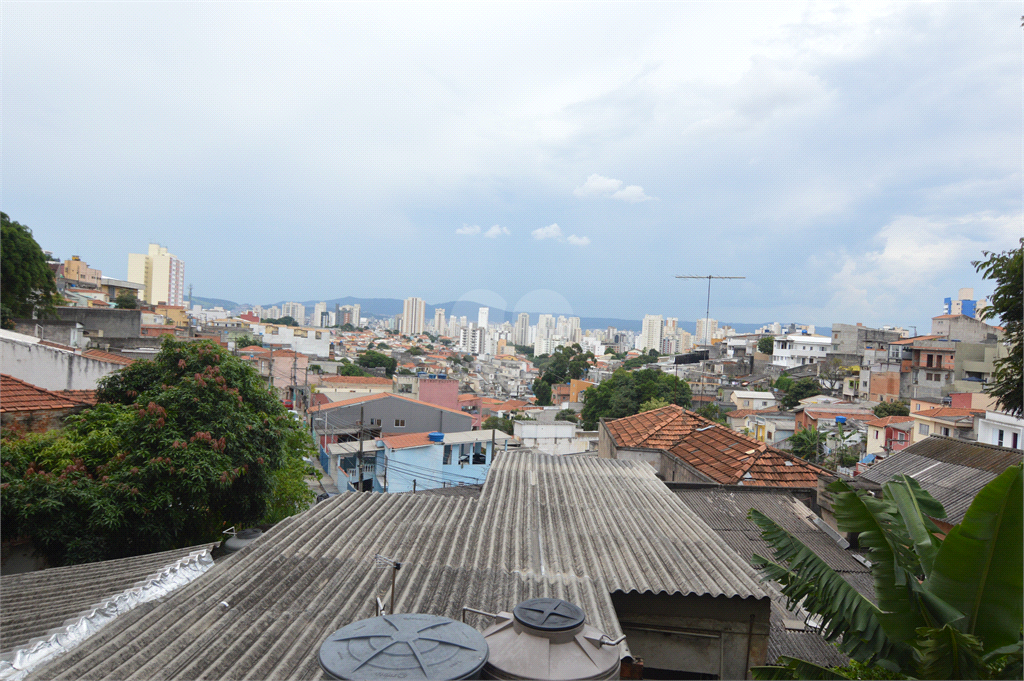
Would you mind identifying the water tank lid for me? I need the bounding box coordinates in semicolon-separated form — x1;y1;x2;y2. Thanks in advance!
428;431;445;442
223;528;263;553
319;614;488;680
513;598;586;632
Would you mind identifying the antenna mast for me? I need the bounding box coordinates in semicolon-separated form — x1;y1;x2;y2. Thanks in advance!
675;275;746;407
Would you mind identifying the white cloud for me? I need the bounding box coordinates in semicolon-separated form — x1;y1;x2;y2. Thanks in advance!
456;224;481;236
611;185;652;203
532;223;563;240
567;234;591;246
574;174;622;196
575;174;654;202
483;224;509;238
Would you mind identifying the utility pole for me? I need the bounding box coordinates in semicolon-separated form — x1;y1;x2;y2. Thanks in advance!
675;275;746;407
358;406;364;492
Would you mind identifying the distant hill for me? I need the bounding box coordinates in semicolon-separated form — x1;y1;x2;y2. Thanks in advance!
189;295;246;310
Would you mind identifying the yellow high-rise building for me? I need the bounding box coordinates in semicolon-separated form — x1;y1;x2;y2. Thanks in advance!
127;243;185;306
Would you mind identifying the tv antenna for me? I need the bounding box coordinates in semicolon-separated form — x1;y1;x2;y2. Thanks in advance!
676;275;746;406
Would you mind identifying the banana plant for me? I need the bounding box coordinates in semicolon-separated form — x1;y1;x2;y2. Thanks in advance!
748;465;1022;680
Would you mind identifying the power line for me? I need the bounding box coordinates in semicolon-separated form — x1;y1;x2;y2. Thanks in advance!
675;274;746;403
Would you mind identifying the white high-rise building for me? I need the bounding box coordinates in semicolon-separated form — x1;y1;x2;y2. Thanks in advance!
282;302;306;325
568;317;582;344
402;297;425;336
434;307;446;336
514;313;530;346
696;317;718;345
126;243;185;306
312;302;328;327
477;307;489;330
640;314;663;353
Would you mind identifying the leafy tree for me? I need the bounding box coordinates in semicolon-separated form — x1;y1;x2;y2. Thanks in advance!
338;323;355;331
774;372;794;392
463;354;474;363
540;345;595;385
338;363;369;377
757;336;775;355
580;368;692;430
555;408;580;423
640;397;670;413
440;338;454;347
376;342;389;350
1;213;60;329
788;426;824;462
533;379;552;406
780;377;822;410
513;344;534;356
115;291;138;309
749;467;1023;680
0;338;316;566
408;346;424;356
648;348;659;357
695;402;727;424
357;350;397;377
482;416;515;435
262;316;298;327
308;364;323;375
396;368;414;375
973;238;1023;417
817;357;849;392
622;354;659;370
234;334;263;349
873;400;910;418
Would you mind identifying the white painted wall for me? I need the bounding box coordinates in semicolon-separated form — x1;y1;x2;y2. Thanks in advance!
977;411;1024;449
0;329;125;391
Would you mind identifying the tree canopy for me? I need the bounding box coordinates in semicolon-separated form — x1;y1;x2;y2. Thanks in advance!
115;291;139;309
262;316;299;327
1;337;316;566
973;239;1023;417
873;400;910;418
1;213;60;329
580;368;692;430
757;336;775;355
555;408;580;423
482;415;515;435
338;363;370;377
234;333;263;349
357;350;397;377
780;377;822;410
788;426;824;462
539;345;595;385
532;379;552;406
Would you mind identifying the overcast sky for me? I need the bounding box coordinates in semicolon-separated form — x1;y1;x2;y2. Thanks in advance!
3;2;1020;330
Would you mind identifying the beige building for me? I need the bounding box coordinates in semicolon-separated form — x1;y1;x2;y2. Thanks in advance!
401;297;425;336
127;243;185;306
63;256;102;288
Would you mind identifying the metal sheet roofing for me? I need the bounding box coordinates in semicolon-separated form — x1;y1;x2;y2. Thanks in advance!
25;451;770;680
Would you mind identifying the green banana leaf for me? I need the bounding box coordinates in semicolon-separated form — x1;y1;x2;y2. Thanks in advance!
914;624;985;680
748;509;896;663
925;465;1023;653
884;474;944;579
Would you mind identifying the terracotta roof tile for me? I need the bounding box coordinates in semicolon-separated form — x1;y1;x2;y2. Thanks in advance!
915;407;985;419
381;431;436;450
321;375;393;385
1;375;82;413
604;404;708;450
727;407;779;420
82;349;135;366
60;389;99;406
865;415;916;427
237;345;269;353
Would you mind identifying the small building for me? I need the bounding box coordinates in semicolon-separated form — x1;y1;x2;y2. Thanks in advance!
513;420;579;455
730;390;778;410
793;405;875;433
865;415;915;455
317;375;394;400
911;407;984;443
976;411;1024;450
392;373;458;411
0;375;91;433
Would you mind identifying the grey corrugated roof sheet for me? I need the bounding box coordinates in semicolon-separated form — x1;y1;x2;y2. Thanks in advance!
858;436;1022;523
673;486;873;667
1;544;215;656
26;451;770;680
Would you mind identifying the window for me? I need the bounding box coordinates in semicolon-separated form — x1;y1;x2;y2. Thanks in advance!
443;445;452;465
473;442;485;465
926;354;934;368
916;404;921;411
1013;433;1019;449
919;424;929;435
942;427;950;437
394;419;405;428
371;418;382;426
898;432;905;441
458;443;470;464
874;430;879;440
998;429;1005;447
743;400;749;407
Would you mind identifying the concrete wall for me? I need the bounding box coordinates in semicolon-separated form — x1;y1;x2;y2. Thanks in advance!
417;378;459;411
1;405;87;434
12;320;88;349
611;592;770;679
0;330;125;391
55;307;142;338
319;396;472;436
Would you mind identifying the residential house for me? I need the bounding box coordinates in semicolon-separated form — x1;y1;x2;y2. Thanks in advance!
911;407;984;443
513;420;580;455
599;404;832;487
930;314;1003;343
771;334;831;368
730;390;778;410
976;411;1024;450
792;405;875;433
865;416;915;455
0;375;92;433
391;374;459;412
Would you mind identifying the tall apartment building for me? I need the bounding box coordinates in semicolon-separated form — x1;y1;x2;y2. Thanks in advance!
943;288;989;319
514;313;530;346
312;302;328;327
477;307;489;330
640;314;663;353
568;317;582;344
282;302;306;324
63;256;102;288
402;297;425;336
434;307;446;336
695;317;718;345
127;243;185;306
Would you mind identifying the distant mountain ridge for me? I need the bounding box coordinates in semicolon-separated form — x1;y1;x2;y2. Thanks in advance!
198;294;807;335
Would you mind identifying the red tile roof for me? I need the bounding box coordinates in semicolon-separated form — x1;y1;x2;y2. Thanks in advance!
865;415;915;427
82;349;135;366
60;389;99;406
727;406;779;420
1;375;82;413
380;431;436;450
915;407;985;419
311;393;331;407
321;375;393;385
606;405;830;487
802;408;875;421
237;345;269;353
307;392;467;416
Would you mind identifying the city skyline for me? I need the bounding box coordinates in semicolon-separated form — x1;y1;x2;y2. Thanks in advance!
4;3;1018;333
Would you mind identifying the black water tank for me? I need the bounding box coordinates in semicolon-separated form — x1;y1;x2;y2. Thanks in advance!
319;613;489;680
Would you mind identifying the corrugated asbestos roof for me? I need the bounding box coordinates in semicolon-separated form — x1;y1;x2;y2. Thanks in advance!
25;451;770;680
673;486;875;667
857;436;1023;522
1;544;215;655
